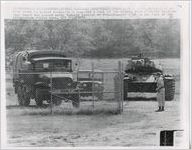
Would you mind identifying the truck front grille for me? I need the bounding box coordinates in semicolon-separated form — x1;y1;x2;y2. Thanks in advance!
52;78;73;89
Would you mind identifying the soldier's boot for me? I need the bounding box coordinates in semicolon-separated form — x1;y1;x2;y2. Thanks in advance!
161;106;164;111
155;107;161;112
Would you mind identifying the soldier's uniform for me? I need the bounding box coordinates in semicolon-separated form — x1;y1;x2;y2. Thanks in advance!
156;74;165;112
126;60;132;70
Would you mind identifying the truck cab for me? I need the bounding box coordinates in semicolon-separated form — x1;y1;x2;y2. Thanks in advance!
13;50;80;107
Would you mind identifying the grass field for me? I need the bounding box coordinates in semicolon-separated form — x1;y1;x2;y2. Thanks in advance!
5;58;182;147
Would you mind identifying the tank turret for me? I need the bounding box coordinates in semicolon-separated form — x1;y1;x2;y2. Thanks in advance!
123;54;175;101
125;54;162;74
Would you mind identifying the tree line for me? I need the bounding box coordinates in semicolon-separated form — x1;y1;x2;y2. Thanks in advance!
5;19;180;58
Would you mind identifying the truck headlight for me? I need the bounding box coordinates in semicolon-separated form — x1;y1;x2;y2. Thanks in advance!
48;83;51;87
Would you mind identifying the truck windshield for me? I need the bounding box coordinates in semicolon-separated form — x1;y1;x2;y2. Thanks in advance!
34;59;72;72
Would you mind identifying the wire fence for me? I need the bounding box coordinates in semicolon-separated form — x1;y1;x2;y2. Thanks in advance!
7;61;124;114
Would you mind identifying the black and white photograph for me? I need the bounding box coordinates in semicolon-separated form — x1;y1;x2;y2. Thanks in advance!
0;1;191;149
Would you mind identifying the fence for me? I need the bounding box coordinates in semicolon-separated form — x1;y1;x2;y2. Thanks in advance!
7;61;124;114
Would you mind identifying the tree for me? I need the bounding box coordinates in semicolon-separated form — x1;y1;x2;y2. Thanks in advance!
5;19;180;58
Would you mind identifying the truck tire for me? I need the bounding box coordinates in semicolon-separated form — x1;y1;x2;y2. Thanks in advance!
72;94;80;108
22;86;30;106
164;78;175;101
35;88;43;106
53;96;62;106
96;92;103;100
17;85;24;106
14;83;18;94
17;85;30;106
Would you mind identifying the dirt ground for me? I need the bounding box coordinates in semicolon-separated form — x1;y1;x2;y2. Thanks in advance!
6;99;181;147
5;58;183;147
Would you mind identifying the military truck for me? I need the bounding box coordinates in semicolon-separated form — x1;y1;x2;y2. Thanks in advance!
124;54;175;101
78;70;104;100
12;50;80;107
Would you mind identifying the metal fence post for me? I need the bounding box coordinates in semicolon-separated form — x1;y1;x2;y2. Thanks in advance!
76;65;81;108
50;71;53;115
92;62;95;109
118;61;122;113
117;61;124;113
121;63;124;113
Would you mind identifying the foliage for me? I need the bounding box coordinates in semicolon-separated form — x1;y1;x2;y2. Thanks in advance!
5;19;180;58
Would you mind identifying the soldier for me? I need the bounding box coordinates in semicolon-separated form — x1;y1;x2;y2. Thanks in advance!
155;72;165;112
126;60;133;71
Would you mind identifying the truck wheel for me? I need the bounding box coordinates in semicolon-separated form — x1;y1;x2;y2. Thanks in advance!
72;94;80;108
17;86;24;106
53;96;62;106
164;78;175;101
17;85;30;106
96;92;103;100
14;84;18;94
22;86;30;106
35;89;43;106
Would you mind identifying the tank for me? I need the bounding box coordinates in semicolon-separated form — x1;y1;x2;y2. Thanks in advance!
123;54;175;101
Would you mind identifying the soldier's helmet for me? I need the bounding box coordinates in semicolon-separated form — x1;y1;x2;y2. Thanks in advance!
156;72;162;77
